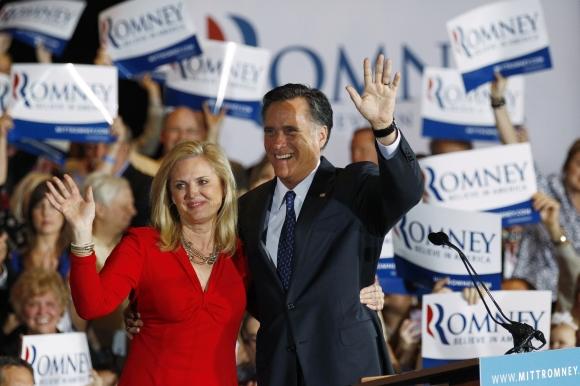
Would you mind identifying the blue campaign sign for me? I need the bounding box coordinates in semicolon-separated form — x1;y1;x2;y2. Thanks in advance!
480;348;580;385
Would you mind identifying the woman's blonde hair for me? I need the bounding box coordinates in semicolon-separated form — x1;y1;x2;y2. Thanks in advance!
10;269;68;321
150;141;238;255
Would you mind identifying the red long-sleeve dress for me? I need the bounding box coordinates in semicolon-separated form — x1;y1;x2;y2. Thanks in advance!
70;227;248;386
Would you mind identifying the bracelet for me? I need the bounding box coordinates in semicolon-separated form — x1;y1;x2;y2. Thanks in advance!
490;96;506;109
373;118;397;138
70;242;95;256
552;233;569;246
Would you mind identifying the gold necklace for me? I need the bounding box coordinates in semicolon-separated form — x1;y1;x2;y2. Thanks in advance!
181;237;219;265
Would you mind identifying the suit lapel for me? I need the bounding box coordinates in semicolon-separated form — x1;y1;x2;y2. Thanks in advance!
251;179;282;285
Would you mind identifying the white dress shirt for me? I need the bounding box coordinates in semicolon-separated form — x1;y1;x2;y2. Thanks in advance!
265;132;401;266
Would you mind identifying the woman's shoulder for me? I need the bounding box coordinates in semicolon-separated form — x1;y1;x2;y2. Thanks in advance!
123;227;161;244
229;238;249;282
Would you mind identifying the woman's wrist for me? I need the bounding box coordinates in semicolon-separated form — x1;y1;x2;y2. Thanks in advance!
548;225;569;245
70;241;95;257
72;228;93;245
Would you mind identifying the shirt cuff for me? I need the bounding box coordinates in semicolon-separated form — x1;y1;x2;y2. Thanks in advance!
0;263;8;289
375;129;401;160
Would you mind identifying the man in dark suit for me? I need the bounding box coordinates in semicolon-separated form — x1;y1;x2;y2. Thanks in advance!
238;55;423;386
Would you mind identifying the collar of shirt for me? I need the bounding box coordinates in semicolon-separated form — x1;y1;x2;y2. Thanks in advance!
271;159;321;218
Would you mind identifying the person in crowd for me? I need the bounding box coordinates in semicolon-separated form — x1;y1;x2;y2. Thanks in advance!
0;356;34;386
8;177;69;279
1;269;112;385
491;73;578;303
85;173;136;269
428;138;472;156
237;362;257;386
531;191;579;312
235;54;423;385
351;127;379;164
236;313;259;384
550;311;578;349
1;269;69;355
382;295;420;372
237;313;259;367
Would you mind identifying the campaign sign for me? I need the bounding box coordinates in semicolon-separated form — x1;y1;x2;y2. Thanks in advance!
0;73;9;113
422;290;551;368
21;332;93;386
99;0;202;78
447;0;552;91
421;67;525;141
9;63;117;143
480;347;580;385
376;231;410;294
392;203;502;292
165;40;271;123
420;143;540;226
0;0;86;56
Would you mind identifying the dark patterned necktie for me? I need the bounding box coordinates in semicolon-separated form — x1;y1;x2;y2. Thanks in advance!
277;191;296;291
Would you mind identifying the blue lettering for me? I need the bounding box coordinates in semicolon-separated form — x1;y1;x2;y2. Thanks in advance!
0;5;72;25
469;313;491;333
408;221;426;244
21;80;112;106
439;42;452;68
108;3;184;48
332;46;385;102
457;13;540;56
440;172;459;192
36;355;50;376
270;46;324;89
401;45;424;101
448;229;466;250
521;311;545;330
481;232;495;254
447;312;467;335
33;353;91;376
436;163;528;193
176;57;262;86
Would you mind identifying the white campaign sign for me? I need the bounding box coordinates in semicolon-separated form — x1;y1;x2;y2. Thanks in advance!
99;0;202;78
9;63;118;142
393;203;502;290
21;332;93;386
420;143;539;226
447;0;552;91
421;67;524;141
422;291;551;366
0;0;86;56
165;39;271;123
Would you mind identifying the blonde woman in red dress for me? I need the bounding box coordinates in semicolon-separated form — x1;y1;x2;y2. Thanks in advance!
46;141;247;385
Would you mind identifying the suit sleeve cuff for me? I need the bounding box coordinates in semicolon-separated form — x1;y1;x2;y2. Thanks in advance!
375;129;401;160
